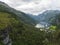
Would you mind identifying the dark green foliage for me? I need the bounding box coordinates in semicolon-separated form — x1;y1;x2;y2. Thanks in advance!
47;13;60;45
0;12;45;45
1;1;60;45
0;2;45;44
0;2;44;45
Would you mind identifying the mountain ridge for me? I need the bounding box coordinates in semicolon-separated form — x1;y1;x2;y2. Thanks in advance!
30;10;60;23
0;1;37;26
0;1;44;45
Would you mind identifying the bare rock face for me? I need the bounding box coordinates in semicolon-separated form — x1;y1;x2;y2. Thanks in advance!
0;26;12;45
3;35;12;45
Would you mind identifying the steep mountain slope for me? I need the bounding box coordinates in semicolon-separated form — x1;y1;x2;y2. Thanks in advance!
0;1;45;45
0;12;41;45
0;1;37;26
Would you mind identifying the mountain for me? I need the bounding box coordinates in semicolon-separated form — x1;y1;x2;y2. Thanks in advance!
31;10;60;23
0;1;45;45
0;1;60;45
0;10;40;45
0;1;37;26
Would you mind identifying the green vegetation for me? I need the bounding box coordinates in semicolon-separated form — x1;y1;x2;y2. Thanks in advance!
46;13;60;45
0;12;45;45
0;12;11;29
0;1;60;45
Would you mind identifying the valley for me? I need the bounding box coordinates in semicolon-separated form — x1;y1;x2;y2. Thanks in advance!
0;1;60;45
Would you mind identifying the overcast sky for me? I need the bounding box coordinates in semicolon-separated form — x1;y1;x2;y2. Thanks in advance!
0;0;60;15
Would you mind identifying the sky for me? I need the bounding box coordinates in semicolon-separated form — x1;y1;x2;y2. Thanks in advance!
0;0;60;15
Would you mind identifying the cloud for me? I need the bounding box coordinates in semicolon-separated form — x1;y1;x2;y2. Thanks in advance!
0;0;60;15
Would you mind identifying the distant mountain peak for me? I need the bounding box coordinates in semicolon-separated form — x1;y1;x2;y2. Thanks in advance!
30;10;60;22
